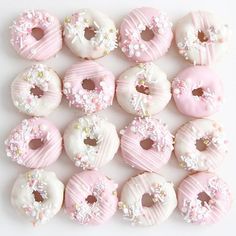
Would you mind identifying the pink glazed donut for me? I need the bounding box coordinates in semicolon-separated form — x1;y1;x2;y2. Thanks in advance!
65;170;118;225
10;10;62;60
5;118;62;168
119;7;173;62
178;172;232;225
63;61;115;114
172;66;223;118
120;117;174;172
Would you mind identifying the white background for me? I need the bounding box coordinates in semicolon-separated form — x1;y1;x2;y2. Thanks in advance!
0;0;236;235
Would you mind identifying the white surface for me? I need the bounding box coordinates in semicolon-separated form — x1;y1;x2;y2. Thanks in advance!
0;0;235;235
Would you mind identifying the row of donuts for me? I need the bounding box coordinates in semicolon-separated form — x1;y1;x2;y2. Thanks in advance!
11;169;232;226
10;8;231;65
11;62;223;118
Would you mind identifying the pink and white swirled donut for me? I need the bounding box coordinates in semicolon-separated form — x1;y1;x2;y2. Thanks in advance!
178;172;232;225
175;11;232;65
119;7;173;62
10;10;62;60
65;170;118;225
172;66;223;118
11;64;62;117
63;61;115;114
119;172;177;226
120;117;173;172
63;9;117;59
5;118;62;168
116;63;171;116
174;119;228;172
63;115;120;170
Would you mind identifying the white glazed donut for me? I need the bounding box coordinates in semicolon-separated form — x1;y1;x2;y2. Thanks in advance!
63;115;120;169
119;172;177;226
63;9;117;59
11;64;62;117
175;11;232;65
11;169;64;225
116;63;171;116
174;119;228;172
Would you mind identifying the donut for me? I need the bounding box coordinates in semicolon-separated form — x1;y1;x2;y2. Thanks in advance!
175;11;232;65
174;119;228;172
63;9;117;59
116;63;171;116
11;64;62;117
118;172;177;226
120;117;173;172
65;170;118;224
119;7;173;62
177;172;232;224
63;115;119;169
63;61;115;114
11;169;64;225
172;66;223;118
10;10;62;60
5;118;62;168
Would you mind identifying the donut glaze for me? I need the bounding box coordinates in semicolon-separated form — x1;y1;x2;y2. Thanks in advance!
65;170;118;224
5;118;62;168
10;10;62;60
172;66;223;118
63;9;117;59
11;64;62;117
11;169;64;225
175;11;232;65
120;117;173;172
178;172;232;224
63;115;120;170
119;7;173;62
119;172;177;226
63;61;115;114
116;63;171;116
174;119;228;172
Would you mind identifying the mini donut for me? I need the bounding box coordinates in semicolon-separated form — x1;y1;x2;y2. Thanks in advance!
5;118;62;168
11;169;64;225
119;172;177;226
11;64;62;117
174;119;228;172
10;10;62;60
177;172;232;224
63;114;119;170
120;117;173;172
172;66;223;118
119;7;173;62
63;9;117;59
175;11;232;65
65;170;118;224
63;61;115;114
116;63;171;116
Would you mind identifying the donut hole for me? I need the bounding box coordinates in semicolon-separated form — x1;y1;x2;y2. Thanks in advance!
29;139;44;150
84;27;96;40
197;191;211;206
192;88;204;97
86;195;97;204
142;193;154;207
33;190;44;202
198;31;209;43
31;27;44;41
195;138;208;151
84;137;97;146
136;84;150;95
82;79;96;91
30;86;44;98
141;27;154;41
140;138;154;150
